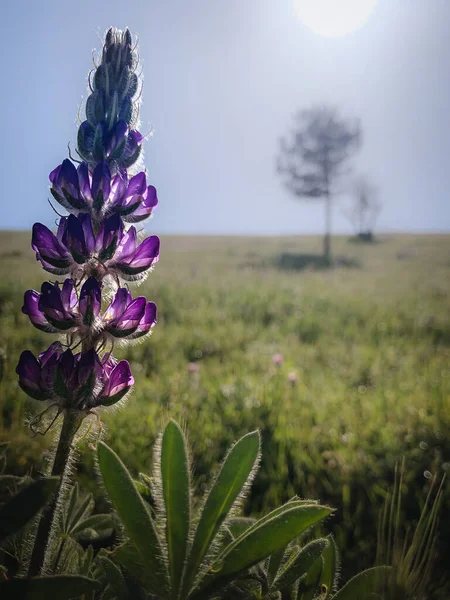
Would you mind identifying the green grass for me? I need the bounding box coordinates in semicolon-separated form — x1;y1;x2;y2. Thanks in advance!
1;231;449;594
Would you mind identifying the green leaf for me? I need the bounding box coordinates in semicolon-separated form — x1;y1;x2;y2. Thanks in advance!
225;517;256;540
161;421;191;596
320;535;339;597
331;566;391;600
0;476;59;542
272;538;329;592
71;514;115;536
97;442;168;597
114;542;159;593
0;575;99;599
182;430;260;598
68;491;94;532
267;547;286;586
98;554;129;600
197;503;332;597
297;557;322;600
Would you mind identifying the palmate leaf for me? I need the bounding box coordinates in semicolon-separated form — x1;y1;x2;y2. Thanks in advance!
97;442;169;598
272;538;330;592
194;503;332;597
181;430;260;598
161;420;191;596
0;476;59;542
331;566;391;600
0;575;99;600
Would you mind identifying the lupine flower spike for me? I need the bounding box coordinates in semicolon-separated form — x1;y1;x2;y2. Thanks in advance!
18;28;159;577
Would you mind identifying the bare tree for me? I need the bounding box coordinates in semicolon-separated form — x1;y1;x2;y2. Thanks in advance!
277;106;361;261
344;175;382;241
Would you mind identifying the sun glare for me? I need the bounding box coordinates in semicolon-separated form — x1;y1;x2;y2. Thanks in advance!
294;0;377;37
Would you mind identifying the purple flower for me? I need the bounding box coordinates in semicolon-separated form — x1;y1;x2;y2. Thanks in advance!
23;280;77;332
49;160;90;212
107;228;160;281
53;348;103;407
32;216;94;275
16;342;63;400
97;354;134;406
32;213;124;277
103;288;157;339
77;119;143;169
23;278;102;333
31;222;72;274
16;343;133;409
49;159;157;223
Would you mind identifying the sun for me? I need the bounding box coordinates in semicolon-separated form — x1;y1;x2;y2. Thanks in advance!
294;0;377;38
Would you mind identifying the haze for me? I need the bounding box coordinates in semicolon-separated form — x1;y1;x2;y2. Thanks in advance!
2;0;449;234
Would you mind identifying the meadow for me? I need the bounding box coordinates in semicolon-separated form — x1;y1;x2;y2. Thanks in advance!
1;231;449;593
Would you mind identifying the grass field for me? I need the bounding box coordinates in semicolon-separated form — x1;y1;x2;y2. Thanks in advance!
1;231;449;593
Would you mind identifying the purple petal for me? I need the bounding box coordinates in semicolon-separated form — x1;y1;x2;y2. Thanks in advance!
78;162;93;206
132;302;157;337
39;341;63;367
32;223;71;268
127;235;160;268
16;351;41;390
108;173;128;209
16;350;52;401
100;359;134;405
22;290;50;330
115;297;146;331
60;159;80;199
106;120;128;157
56;217;67;242
49;164;62;187
103;288;131;324
113;226;137;261
124;185;158;222
91;161;111;210
123;130;144;161
79;213;96;254
127;172;146;197
79;277;102;323
60;279;77;311
76;348;102;388
96;214;123;261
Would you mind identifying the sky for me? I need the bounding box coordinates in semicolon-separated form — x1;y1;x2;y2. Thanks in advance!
1;0;450;235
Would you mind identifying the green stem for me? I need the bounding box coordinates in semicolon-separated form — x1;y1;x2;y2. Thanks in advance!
28;410;83;577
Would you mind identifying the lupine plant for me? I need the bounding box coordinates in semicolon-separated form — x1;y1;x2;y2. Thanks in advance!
0;28;393;599
16;26;159;582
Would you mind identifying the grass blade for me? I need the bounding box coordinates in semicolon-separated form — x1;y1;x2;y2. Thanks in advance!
97;442;168;598
161;420;191;596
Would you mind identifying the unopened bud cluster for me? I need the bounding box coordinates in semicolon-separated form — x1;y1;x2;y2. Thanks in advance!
16;28;159;418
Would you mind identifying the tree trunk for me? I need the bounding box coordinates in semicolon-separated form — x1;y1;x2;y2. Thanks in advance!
323;192;331;262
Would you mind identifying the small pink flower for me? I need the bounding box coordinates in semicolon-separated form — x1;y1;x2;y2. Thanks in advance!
188;362;200;374
272;353;284;367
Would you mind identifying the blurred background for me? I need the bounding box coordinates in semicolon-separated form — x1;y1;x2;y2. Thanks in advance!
1;0;450;597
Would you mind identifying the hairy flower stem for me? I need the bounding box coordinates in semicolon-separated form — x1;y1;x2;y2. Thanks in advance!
28;410;83;577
